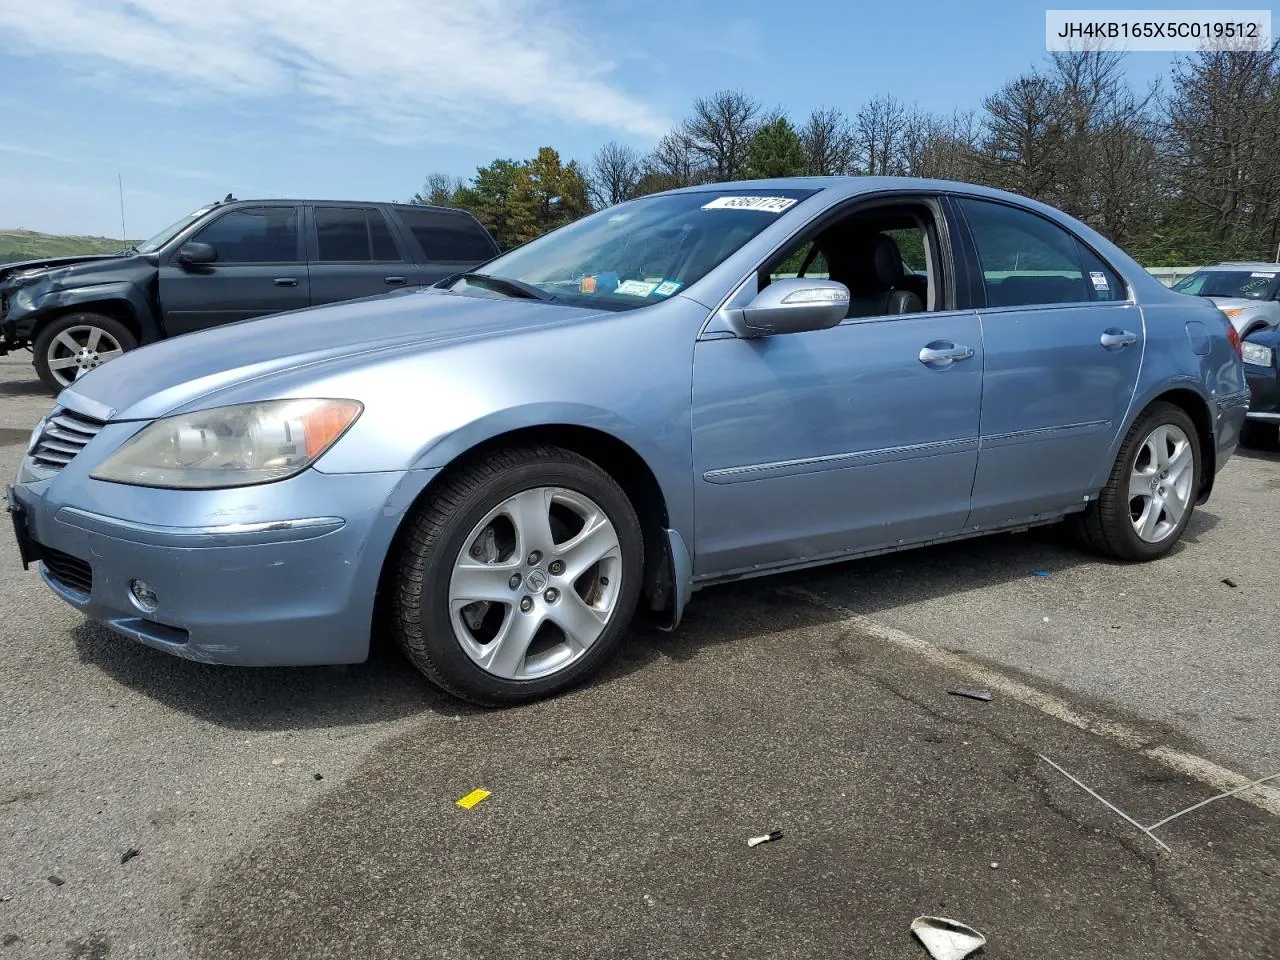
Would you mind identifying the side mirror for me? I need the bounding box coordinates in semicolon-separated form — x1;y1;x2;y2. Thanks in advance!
176;241;217;265
736;278;849;337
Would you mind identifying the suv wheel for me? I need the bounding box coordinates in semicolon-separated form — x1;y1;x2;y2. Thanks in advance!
33;312;137;394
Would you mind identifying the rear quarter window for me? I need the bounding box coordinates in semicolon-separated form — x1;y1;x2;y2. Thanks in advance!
393;208;497;262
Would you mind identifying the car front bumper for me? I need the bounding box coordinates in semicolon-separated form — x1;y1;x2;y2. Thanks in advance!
1244;363;1280;421
8;465;439;666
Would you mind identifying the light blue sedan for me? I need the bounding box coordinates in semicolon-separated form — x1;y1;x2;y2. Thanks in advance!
8;178;1250;705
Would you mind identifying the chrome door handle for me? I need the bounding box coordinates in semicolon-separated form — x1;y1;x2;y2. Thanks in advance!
1100;329;1138;349
384;276;407;286
273;277;299;287
919;342;974;367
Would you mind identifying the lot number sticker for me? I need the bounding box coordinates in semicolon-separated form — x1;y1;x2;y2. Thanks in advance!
701;196;798;213
615;279;659;297
1089;271;1109;290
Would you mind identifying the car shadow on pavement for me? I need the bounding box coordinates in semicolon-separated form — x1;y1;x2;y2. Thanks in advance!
1235;443;1280;463
71;514;1221;729
70;621;471;731
0;373;45;398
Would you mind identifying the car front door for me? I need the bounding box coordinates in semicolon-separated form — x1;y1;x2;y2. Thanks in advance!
159;204;308;336
953;196;1144;526
690;197;984;578
306;205;415;305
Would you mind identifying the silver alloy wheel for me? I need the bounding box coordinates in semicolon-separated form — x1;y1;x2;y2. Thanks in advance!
45;325;125;388
448;486;622;680
1128;422;1194;543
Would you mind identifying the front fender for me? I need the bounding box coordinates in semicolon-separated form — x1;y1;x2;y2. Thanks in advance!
16;281;162;342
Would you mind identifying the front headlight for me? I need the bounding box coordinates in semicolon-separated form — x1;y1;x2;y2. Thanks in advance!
1242;341;1273;367
91;399;363;489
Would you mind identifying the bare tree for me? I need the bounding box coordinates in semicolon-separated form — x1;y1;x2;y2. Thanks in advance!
899;109;982;181
1166;45;1280;253
682;90;762;181
853;94;909;175
589;141;643;207
635;129;704;195
799;107;854;175
411;172;464;205
980;73;1063;199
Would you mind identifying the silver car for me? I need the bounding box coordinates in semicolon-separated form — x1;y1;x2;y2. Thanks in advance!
1172;262;1280;336
8;178;1250;705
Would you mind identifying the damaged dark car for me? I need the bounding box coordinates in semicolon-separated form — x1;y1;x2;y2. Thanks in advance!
0;197;499;393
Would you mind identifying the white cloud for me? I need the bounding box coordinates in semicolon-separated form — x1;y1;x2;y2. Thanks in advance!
0;0;669;142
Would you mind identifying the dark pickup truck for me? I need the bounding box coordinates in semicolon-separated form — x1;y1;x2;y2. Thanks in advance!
0;197;500;393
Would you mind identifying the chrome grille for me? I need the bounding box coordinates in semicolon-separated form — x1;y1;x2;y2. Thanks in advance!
30;409;107;471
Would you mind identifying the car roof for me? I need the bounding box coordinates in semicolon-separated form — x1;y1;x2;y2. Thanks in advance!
1209;261;1280;270
216;198;471;215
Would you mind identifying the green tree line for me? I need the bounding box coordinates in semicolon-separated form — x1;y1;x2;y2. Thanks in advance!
413;45;1280;265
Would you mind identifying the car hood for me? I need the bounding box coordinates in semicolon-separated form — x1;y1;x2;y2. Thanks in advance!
0;253;134;285
60;288;605;422
1206;296;1280;331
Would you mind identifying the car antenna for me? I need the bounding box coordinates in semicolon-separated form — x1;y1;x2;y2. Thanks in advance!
223;193;236;203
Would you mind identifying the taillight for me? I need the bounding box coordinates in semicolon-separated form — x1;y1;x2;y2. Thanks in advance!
1225;320;1243;359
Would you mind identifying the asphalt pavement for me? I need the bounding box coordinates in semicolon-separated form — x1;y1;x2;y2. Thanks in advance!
1;354;1277;959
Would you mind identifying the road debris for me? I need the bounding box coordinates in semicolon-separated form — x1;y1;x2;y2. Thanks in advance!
910;916;987;959
46;876;64;886
1221;577;1238;588
1032;570;1051;577
271;758;285;766
313;773;324;781
1145;771;1280;831
120;848;140;865
948;688;993;702
456;789;490;810
1037;754;1170;852
747;830;783;847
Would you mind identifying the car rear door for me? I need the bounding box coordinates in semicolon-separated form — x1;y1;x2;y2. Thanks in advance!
951;195;1143;526
306;204;415;305
388;206;500;285
690;196;983;576
159;204;309;336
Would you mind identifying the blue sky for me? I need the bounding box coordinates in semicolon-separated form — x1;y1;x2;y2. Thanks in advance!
0;0;1191;239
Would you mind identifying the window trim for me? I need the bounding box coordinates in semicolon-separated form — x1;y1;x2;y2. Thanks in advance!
176;204;304;266
948;194;1133;311
310;204;406;265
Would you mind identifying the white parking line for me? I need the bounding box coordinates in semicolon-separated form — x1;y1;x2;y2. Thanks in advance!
780;585;1280;819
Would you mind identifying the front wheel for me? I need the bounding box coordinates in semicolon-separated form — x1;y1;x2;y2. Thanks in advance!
390;445;644;706
32;312;137;394
1073;402;1200;561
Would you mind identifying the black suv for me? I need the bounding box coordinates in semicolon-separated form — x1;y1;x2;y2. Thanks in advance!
0;198;499;393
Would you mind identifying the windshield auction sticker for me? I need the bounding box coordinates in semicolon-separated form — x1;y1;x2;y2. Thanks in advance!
701;196;798;213
1046;10;1271;51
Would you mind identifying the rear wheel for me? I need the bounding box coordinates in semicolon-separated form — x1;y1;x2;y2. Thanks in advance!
33;312;136;394
1073;402;1200;561
391;445;644;706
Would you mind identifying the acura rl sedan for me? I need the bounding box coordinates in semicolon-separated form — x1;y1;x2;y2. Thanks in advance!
8;178;1250;705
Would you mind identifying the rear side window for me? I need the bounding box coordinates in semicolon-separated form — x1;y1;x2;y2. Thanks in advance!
314;207;404;262
959;198;1122;306
395;208;496;262
190;206;300;263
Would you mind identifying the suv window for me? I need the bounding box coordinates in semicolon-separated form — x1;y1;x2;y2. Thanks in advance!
959;198;1122;306
1173;269;1279;300
314;207;403;262
395;208;496;262
191;206;300;263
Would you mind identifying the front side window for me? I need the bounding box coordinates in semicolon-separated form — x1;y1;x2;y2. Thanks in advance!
137;205;218;254
959;198;1122;307
397;208;497;262
190;207;300;264
1173;269;1278;301
457;189;817;311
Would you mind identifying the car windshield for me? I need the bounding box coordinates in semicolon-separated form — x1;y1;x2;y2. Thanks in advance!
135;205;218;254
1173;268;1279;301
455;188;818;310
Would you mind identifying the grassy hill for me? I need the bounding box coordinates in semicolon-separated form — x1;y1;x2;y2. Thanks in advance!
0;229;128;266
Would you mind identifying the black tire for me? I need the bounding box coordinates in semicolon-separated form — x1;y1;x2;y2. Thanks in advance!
391;444;644;706
1072;401;1200;561
32;312;137;395
1240;420;1280;450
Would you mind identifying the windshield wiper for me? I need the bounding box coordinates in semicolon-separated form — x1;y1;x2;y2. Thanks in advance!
449;272;556;302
